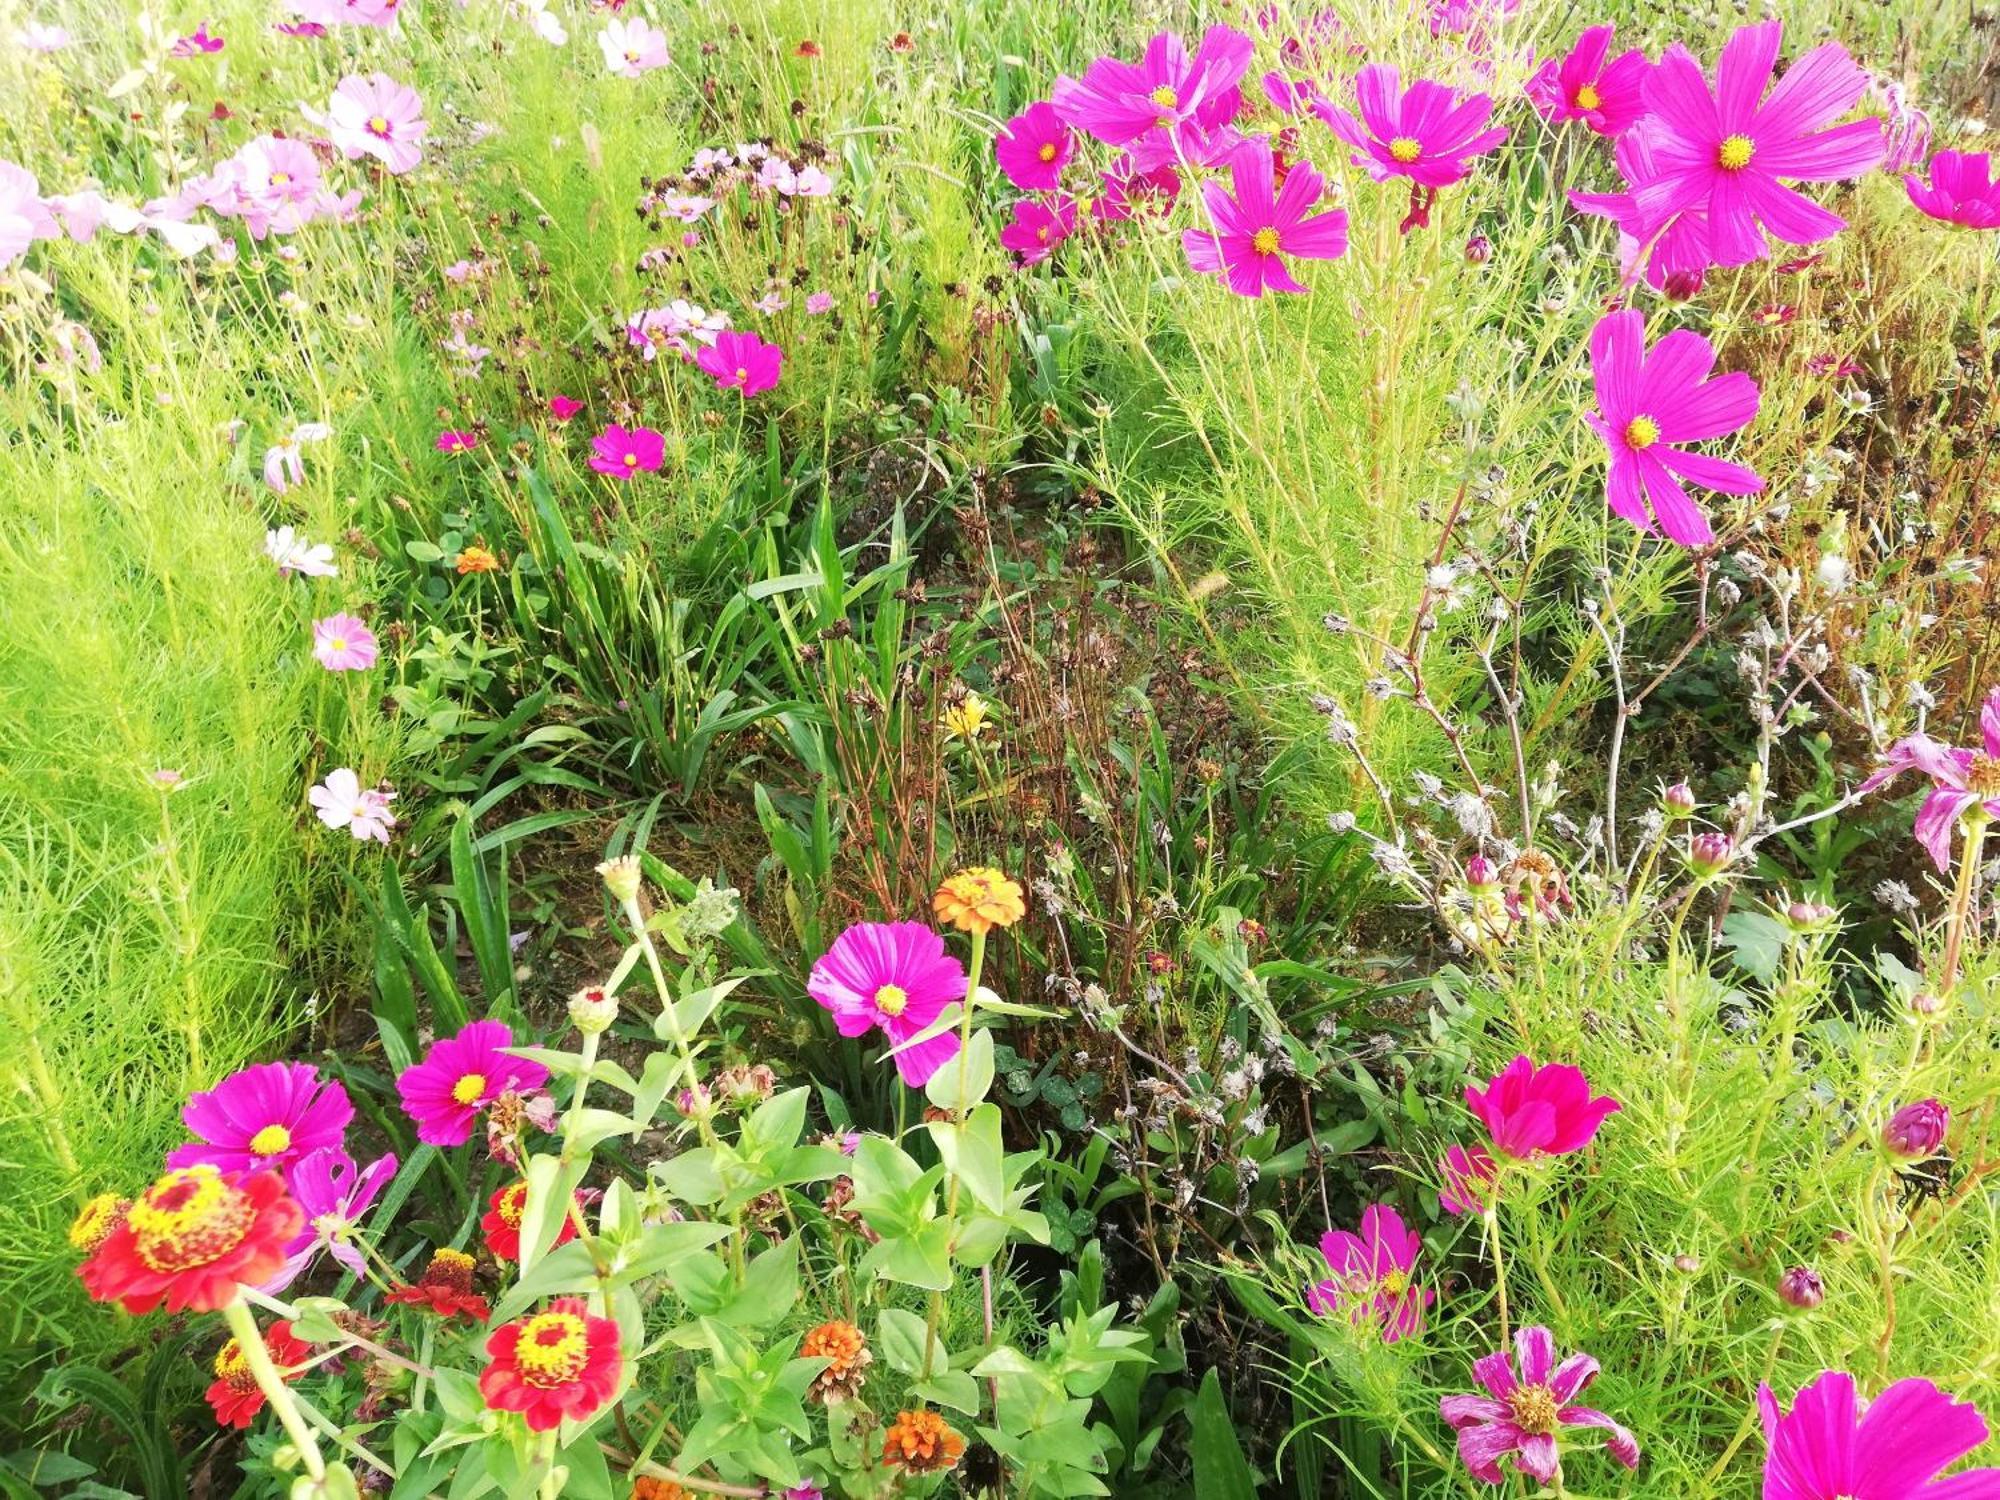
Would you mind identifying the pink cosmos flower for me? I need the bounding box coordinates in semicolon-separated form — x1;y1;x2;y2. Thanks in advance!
266;1146;397;1289
1906;151;2000;229
167;1062;354;1177
436;429;480;453
589;423;664;478
1000;195;1076;264
599;16;669;76
312;613;379;672
326;73;427;175
1182;137;1348;296
1759;1370;2000;1500
309;768;396;842
1632;22;1884;268
696;329;783;396
994;101;1074;192
1860;689;2000;870
224;137;327;237
804;291;834;314
808;922;968;1087
1585;308;1763;549
1570;126;1717;290
15;21;73;50
1094;156;1181;221
1314;66;1509;187
627;300;728;361
289;0;401;29
1051;26;1252;153
275;20;327;36
265;525;338;578
264;421;333;493
1526;25;1651;137
169;21;224;56
2;162;64;270
1465;1055;1619;1160
1439;1143;1499;1215
548;394;584;420
1305;1203;1433;1341
1443;1326;1640;1484
396;1020;552;1147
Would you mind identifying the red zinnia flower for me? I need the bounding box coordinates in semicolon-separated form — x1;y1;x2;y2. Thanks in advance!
478;1296;623;1431
79;1166;302;1315
385;1247;491;1322
481;1180;581;1262
206;1319;312;1429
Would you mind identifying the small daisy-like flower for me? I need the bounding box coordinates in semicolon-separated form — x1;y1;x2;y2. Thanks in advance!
588;423;665;478
79;1166;303;1315
479;1296;624;1431
396;1020;551;1147
800;1320;873;1402
456;544;501;575
265;524;338;577
309;768;396;843
932;867;1027;935
68;1194;132;1252
942;693;990;741
482;1181;583;1262
436;428;480;454
312;612;379;672
882;1409;966;1474
206;1319;311;1429
385;1247;491;1321
804;291;835;314
1443;1325;1640;1483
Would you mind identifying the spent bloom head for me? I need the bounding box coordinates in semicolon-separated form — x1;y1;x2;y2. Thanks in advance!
1442;1325;1640;1484
1882;1099;1949;1161
596;854;644;903
1858;687;2000;871
568;985;618;1035
800;1319;872;1402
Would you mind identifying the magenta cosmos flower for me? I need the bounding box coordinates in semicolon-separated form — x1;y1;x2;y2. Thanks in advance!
1305;1203;1433;1341
326;73;427;175
267;1146;397;1289
1571;128;1717;291
588;423;664;478
1859;688;2000;870
696;330;783;397
436;429;480;454
397;1020;551;1146
1760;1370;2000;1500
167;1062;354;1176
1586;308;1762;548
1001;195;1076;264
1182;137;1348;297
1526;26;1651;137
1051;26;1251;151
1906;151;2000;229
1466;1055;1619;1160
1443;1326;1640;1485
1633;22;1884;268
808;922;968;1087
312;612;378;672
1314;66;1509;187
1439;1143;1499;1215
169;22;224;56
994;101;1074;192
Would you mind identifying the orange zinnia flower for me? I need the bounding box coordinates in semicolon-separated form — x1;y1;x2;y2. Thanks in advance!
799;1319;872;1403
932;867;1026;936
882;1408;965;1473
456;544;501;574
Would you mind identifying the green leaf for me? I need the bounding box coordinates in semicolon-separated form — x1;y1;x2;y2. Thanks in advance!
925;1029;995;1110
1190;1369;1258;1500
875;1308;931;1376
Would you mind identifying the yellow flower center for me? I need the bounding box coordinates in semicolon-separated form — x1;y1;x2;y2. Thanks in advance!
368;114;389;134
326;635;348;654
1968;754;2000;798
735;366;749;380
214;1338;250;1380
1251;226;1282;256
1508;1384;1561;1435
128;1166;254;1273
69;1193;126;1250
1379;1267;1409;1295
451;1072;488;1106
1150;85;1179;109
1717;134;1755;170
249;1124;293;1157
514;1311;590;1387
1037;142;1057;162
1388;137;1423;163
1575;83;1601;110
875;983;910;1017
270;171;292;186
496;1183;527;1227
623;453;638;467
1624;414;1661;449
624;49;639;63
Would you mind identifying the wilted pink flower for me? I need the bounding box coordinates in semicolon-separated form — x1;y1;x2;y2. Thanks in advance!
2;161;64;269
436;428;480;454
1526;25;1651;136
1439;1143;1499;1215
1882;1099;1950;1160
1051;26;1251;155
312;613;378;671
1000;195;1075;264
1181;137;1347;296
994;101;1074;191
1094;156;1180;220
309;768;396;842
167;1062;353;1177
548;394;584;420
1875;79;1932;174
265;525;338;578
264;421;334;493
326;73;427;174
1465;1055;1619;1160
1305;1204;1433;1341
1906;151;2000;229
1586;308;1762;548
397;1020;551;1147
1759;1370;2000;1500
695;329;783;396
804;291;835;314
1859;688;2000;870
1314;66;1508;187
808;922;968;1086
599;16;669;75
1443;1326;1640;1484
589;423;664;478
266;1147;397;1289
274;19;327;35
169;21;225;55
1632;22;1884;268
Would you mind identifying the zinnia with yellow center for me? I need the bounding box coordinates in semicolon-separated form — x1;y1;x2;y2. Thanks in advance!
479;1296;623;1431
79;1165;303;1315
932;867;1026;936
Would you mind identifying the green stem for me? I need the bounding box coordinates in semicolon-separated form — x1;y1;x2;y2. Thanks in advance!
223;1297;327;1481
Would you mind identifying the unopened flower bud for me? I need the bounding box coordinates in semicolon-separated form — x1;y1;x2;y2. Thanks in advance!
1662;782;1697;818
1778;1265;1824;1310
595;854;644;904
1465;855;1500;893
1672;1254;1700;1273
1687;831;1734;876
1882;1099;1949;1161
1464;233;1491;265
568;985;618;1035
1662;269;1705;301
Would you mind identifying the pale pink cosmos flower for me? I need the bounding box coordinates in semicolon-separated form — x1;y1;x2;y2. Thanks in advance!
1306;1204;1434;1341
15;21;72;50
1759;1370;2000;1500
0;161;61;270
1526;25;1652;137
288;0;401;29
1906;151;2000;229
313;613;379;671
1859;687;2000;870
1443;1326;1640;1484
310;768;396;841
1586;308;1762;548
804;291;834;314
224;136;327;237
48;190;146;244
326;73;427;174
627;300;727;360
599;17;669;77
265;525;338;578
264;421;333;493
1181;136;1348;296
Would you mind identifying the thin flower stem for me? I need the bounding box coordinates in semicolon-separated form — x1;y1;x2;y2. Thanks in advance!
1483;1207;1511;1345
223;1297;327;1482
1937;815;1988;998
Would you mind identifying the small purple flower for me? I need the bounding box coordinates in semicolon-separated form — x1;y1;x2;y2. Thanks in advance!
1882;1099;1949;1161
265;1147;398;1290
166;1062;353;1176
1442;1326;1640;1484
